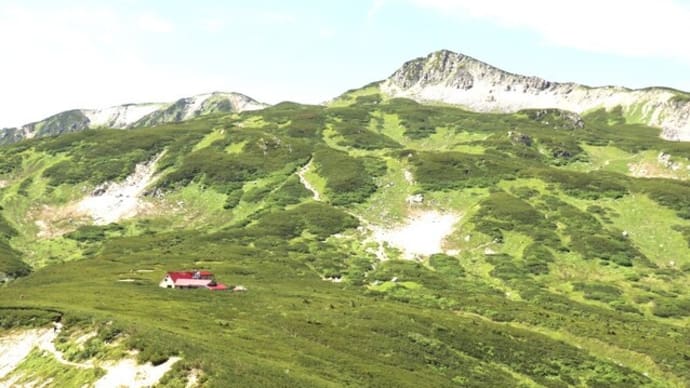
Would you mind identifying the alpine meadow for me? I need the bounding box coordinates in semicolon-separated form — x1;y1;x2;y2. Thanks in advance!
1;50;690;387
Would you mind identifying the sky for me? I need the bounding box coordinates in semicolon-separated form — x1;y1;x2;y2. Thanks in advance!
1;0;690;128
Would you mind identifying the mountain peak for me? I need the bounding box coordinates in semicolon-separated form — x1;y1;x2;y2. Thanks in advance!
0;91;269;145
386;49;569;95
382;50;690;140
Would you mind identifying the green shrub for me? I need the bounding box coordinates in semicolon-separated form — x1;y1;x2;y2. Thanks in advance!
473;191;559;247
407;151;521;191
0;308;60;329
266;175;312;207
573;282;623;303
0;214;30;278
313;146;377;205
328;106;402;150
429;254;465;278
652;297;690;318
223;189;243;209
522;243;554;275
65;224;124;243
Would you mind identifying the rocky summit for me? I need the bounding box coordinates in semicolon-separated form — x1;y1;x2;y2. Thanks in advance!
381;50;690;140
0;91;267;145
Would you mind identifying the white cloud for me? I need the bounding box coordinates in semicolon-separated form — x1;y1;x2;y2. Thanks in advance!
410;0;690;63
135;12;174;33
0;5;220;127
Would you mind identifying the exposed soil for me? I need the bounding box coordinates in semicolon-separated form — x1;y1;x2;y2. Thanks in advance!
370;210;460;260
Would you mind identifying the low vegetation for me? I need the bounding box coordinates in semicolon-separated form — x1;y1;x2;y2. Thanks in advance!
1;95;690;386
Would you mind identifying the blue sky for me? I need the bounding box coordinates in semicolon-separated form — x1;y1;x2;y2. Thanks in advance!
1;0;690;127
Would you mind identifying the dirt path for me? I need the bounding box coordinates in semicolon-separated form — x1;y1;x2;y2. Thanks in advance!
297;159;321;201
36;325;93;369
1;325;180;387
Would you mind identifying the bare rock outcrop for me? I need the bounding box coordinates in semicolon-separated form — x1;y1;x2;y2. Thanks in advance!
381;50;690;140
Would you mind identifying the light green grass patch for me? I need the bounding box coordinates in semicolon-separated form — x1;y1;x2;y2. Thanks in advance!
368;280;422;292
354;157;415;224
604;195;690;267
239;116;269;128
225;141;247;154
501;319;685;387
563;144;637;174
424;188;489;250
376;113;407;145
623;101;651;124
372;113;487;153
193;129;226;152
223;168;304;225
497;178;549;195
329;85;381;107
19;236;84;268
411;127;486;153
5;349;105;387
158;183;228;228
320;124;349;152
569;145;690;179
498;231;533;258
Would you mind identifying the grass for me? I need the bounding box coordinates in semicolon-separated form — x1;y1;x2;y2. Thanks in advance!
1;98;690;386
302;164;329;202
354;156;415;224
563;144;637;173
5;349;105;387
585;194;690;266
224;140;247;154
191;128;226;152
328;84;382;108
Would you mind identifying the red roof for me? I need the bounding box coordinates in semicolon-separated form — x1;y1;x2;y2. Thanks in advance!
163;271;228;290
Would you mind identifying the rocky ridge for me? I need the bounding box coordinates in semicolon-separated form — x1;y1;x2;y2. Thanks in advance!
381;50;690;140
0;91;267;145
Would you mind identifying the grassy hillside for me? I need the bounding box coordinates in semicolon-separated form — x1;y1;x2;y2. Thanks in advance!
1;95;690;386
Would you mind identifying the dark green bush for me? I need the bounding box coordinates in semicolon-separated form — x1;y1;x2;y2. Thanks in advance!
473;191;559;247
573;282;623;303
429;254;465;278
652;297;690;318
0;308;60;329
65;224;124;243
313;147;376;205
408;151;521;191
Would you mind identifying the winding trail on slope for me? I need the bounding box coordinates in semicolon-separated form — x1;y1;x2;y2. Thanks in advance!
36;324;94;369
0;325;181;387
297;159;321;201
0;324;92;383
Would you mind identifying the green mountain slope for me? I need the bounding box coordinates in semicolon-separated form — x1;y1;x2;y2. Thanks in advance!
1;90;690;386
